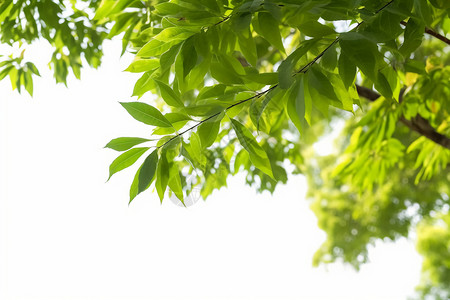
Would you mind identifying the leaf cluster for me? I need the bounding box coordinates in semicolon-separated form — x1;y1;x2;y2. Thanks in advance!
0;0;107;87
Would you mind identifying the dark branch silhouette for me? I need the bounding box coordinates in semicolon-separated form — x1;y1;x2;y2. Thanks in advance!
400;20;450;46
356;84;450;150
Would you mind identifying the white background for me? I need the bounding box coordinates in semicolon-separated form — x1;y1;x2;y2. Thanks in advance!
0;39;422;299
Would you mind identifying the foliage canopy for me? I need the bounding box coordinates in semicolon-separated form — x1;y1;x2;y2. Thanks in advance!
1;0;450;298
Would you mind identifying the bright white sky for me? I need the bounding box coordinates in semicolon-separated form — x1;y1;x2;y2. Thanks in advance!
0;39;422;300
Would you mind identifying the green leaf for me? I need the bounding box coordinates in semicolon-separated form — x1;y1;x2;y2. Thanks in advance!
298;20;336;38
307;65;352;113
210;60;243;84
220;28;238;54
105;137;151;151
107;11;137;38
233;149;250;174
307;65;352;112
120;102;172;127
257;88;287;133
181;37;198;78
24;71;33;96
185;103;225;117
160;43;182;75
0;65;13;81
137;27;197;57
278;59;295;90
165;112;192;123
197;113;223;148
108;147;149;180
250;87;279;130
278;40;316;89
9;68;18;91
0;1;13;23
155;150;169;202
197;0;221;13
188;56;211;88
244;72;278;85
25;62;40;76
121;17;140;56
414;0;433;26
154;80;184;107
338;51;356;89
190;132;202;152
232;12;252;32
125;59;160;73
308;65;339;101
257;12;285;53
189;132;203;163
137;39;173;58
132;71;156;98
362;11;404;42
129;165;141;203
328;73;354;112
154;26;199;43
405;60;426;74
197;84;227;100
155;2;185;17
375;67;399;100
263;2;282;20
429;0;450;8
230;119;274;178
168;163;184;204
93;0;116;20
339;32;382;82
320;43;337;71
194;31;210;57
400;18;424;57
286;77;308;133
237;30;258;66
138;150;159;194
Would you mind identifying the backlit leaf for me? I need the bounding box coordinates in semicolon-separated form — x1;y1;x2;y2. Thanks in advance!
120;102;172;127
138;150;158;194
168;163;184;204
155;150;169;202
257;12;285;53
154;80;184;107
231;119;274;178
287;77;308;133
108;147;149;180
400;18;424;57
278;40;316;89
197;113;223;148
105;137;151;151
125;59;159;73
339;32;381;82
338;51;356;89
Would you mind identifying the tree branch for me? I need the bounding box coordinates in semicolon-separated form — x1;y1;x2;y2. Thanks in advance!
400;20;450;46
156;1;397;150
355;84;450;150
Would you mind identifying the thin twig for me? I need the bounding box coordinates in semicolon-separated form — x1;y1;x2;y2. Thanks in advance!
375;0;395;14
295;38;340;74
157;111;222;149
214;15;230;26
156;0;396;149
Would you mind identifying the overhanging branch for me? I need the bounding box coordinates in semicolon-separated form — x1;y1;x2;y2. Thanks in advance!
356;85;450;150
400;21;450;46
156;1;396;150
